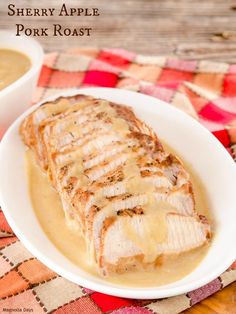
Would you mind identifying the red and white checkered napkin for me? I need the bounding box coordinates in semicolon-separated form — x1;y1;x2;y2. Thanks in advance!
1;48;236;313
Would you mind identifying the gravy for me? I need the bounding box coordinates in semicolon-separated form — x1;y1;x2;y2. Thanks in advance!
26;144;212;287
0;49;31;91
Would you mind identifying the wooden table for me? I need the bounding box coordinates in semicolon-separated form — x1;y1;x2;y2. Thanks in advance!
184;282;236;313
1;0;236;62
0;0;236;312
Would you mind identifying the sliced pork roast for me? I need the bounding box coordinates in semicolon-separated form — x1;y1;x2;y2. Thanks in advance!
20;95;211;275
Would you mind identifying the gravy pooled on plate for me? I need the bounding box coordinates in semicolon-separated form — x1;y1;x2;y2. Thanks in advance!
0;49;31;91
21;95;212;283
26;147;211;287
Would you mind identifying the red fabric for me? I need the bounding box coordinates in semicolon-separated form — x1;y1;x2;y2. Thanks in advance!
223;73;236;96
199;103;236;124
212;129;230;147
91;293;135;312
83;70;118;87
97;51;131;69
158;68;193;84
38;65;53;87
49;71;85;88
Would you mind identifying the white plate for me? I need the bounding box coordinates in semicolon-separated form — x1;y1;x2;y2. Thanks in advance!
0;87;236;299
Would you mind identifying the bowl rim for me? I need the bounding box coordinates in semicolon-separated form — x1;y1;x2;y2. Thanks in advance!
0;30;44;97
0;87;236;299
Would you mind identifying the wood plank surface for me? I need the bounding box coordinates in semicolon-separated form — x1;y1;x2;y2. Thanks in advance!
0;1;235;313
184;282;236;314
0;0;236;62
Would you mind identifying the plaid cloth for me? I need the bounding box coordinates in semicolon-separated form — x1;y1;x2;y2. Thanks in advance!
0;48;236;313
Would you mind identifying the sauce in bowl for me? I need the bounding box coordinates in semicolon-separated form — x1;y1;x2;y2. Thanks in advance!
0;49;31;91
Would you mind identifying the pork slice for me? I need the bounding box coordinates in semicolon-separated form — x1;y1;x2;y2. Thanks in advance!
81;144;195;258
89;183;195;259
39;100;104;168
83;143;130;170
99;213;210;274
153;184;194;216
97;173;173;198
20;95;94;168
52;120;110;150
111;103;161;143
46;103;121;151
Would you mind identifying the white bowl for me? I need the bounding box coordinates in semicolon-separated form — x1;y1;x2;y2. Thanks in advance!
0;30;44;135
0;88;235;299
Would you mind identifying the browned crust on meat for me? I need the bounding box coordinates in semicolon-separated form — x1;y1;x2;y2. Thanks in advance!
100;254;146;275
20;95;83;143
111;103;160;141
100;254;166;275
20;95;93;167
98;216;117;269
